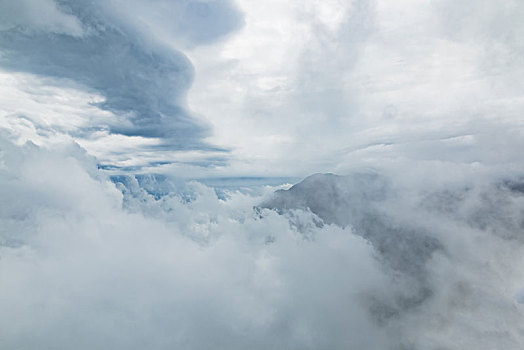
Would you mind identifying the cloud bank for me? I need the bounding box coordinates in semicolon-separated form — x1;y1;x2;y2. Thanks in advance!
2;131;524;349
0;136;390;349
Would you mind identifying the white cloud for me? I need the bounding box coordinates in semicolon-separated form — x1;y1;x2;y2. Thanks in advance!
187;0;524;177
0;136;391;349
2;136;524;348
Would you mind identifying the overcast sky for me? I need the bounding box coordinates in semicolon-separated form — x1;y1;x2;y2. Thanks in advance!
2;3;524;349
1;0;523;178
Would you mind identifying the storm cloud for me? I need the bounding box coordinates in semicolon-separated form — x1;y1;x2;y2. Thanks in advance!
0;0;242;149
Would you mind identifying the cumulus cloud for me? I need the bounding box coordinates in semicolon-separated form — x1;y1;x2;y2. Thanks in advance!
2;134;524;349
0;136;390;349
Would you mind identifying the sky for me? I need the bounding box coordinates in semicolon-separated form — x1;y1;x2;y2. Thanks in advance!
1;0;523;179
2;1;524;349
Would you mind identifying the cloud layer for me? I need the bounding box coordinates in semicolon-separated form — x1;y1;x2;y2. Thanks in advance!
0;136;390;349
1;0;523;176
2;133;524;349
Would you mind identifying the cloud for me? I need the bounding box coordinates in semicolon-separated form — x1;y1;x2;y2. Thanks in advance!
2;0;523;176
95;0;244;48
186;0;524;177
0;0;243;168
0;0;84;36
2;135;524;349
0;136;390;349
2;1;524;348
262;171;524;348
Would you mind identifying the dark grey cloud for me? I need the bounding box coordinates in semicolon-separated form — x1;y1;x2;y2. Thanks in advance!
158;0;244;45
0;0;243;150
